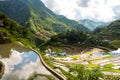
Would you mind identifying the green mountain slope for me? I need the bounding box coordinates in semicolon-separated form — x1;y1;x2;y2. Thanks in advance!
79;19;108;31
0;0;30;26
97;20;120;40
0;0;89;39
0;13;44;47
0;13;29;43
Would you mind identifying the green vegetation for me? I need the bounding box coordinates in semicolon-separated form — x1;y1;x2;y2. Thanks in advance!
103;52;109;55
69;64;104;80
0;13;44;47
0;14;30;39
95;20;120;40
0;31;11;44
104;63;114;68
93;20;120;49
93;27;104;35
87;64;99;68
105;55;113;58
86;52;93;55
101;63;120;73
58;64;120;80
111;40;120;48
79;19;108;31
43;30;113;50
0;0;120;79
0;0;89;39
102;68;120;73
0;13;30;38
71;55;80;60
28;73;55;80
104;76;120;80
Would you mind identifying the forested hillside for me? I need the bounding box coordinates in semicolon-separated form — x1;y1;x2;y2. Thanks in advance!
0;0;89;39
0;13;44;46
99;20;120;40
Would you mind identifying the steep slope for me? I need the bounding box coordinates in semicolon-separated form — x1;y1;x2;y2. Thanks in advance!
56;15;88;31
0;0;89;39
0;13;44;46
98;20;120;40
79;19;108;31
0;0;30;26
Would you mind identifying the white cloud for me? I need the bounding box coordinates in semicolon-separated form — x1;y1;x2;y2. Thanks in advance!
113;6;120;19
41;0;120;22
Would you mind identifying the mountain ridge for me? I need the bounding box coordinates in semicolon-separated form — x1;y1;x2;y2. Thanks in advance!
0;0;89;39
79;19;109;31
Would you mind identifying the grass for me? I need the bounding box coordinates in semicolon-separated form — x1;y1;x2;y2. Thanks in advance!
91;57;103;61
17;38;37;50
28;73;55;80
103;52;110;55
104;63;114;68
86;51;93;55
54;56;66;58
101;63;120;73
105;55;113;58
101;68;120;73
87;64;99;68
71;55;80;60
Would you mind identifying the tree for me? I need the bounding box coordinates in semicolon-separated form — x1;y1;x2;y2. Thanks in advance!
69;64;104;80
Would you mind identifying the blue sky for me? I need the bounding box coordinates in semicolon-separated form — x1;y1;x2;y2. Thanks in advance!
41;0;120;22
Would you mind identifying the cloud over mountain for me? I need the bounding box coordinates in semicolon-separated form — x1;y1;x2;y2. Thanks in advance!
41;0;120;22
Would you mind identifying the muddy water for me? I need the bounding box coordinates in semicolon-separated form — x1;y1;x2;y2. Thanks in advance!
0;43;56;80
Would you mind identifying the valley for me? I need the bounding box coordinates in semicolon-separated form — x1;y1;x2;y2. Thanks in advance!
43;47;120;79
0;0;120;80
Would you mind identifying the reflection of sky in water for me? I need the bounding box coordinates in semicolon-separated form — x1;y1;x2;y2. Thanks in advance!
0;49;52;80
110;48;120;56
13;51;38;71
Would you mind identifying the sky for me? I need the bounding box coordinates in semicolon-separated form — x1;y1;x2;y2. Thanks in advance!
41;0;120;22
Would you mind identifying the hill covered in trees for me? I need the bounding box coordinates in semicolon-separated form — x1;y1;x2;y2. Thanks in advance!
41;30;114;51
0;13;44;46
98;20;120;40
0;0;89;39
93;20;120;48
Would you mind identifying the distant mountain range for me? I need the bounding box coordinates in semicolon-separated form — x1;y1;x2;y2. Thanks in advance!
79;19;109;31
0;0;89;39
